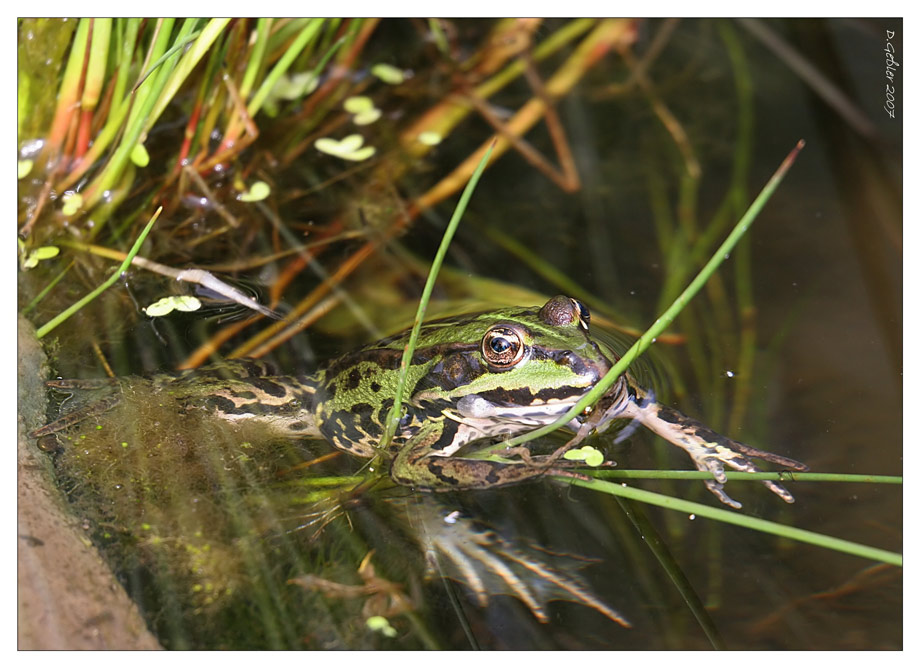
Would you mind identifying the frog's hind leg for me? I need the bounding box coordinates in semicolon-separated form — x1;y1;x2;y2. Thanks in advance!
618;394;808;508
390;420;578;491
29;391;122;438
46;377;120;390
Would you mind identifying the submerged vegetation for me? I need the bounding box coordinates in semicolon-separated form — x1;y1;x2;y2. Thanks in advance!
18;19;901;649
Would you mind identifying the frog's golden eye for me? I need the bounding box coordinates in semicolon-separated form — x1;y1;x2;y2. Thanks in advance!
570;298;590;330
482;326;526;368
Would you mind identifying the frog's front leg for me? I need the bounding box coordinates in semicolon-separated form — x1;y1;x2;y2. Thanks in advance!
390;419;575;491
612;387;808;508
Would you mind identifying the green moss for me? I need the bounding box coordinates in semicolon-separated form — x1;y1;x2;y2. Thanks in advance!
47;376;383;648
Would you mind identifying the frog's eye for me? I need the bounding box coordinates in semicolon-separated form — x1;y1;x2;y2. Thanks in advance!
570;298;590;330
482;326;526;368
539;295;591;330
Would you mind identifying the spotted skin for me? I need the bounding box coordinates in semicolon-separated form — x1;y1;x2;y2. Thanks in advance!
306;297;614;489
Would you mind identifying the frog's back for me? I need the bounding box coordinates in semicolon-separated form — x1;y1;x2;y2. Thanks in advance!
309;311;516;458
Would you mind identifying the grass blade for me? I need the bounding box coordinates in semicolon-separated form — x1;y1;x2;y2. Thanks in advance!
36;208;162;339
379;141;496;449
502;139;806;449
565;475;902;567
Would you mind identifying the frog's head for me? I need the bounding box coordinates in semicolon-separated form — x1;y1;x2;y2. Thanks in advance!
414;296;614;422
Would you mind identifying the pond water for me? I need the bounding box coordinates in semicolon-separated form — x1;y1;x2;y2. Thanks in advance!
19;18;901;650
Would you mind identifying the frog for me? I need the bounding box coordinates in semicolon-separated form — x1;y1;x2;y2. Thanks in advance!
32;295;807;508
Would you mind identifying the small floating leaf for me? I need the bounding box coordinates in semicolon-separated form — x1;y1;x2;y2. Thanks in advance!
32;246;60;261
353;108;382;125
341;146;376;161
144;295;202;317
291;71;320;96
61;192;83;216
22;245;60;269
18;159;33;179
371;63;406;85
143;299;174;317
315;134;362;155
272;71;319;100
337;134;365;153
585;450;605;467
366;615;397;638
315;134;376;161
344;97;382;126
239;181;270;203
172;296;202;312
344;96;375;114
314;138;340;155
418;131;442;146
130;143;150;167
264;72;320;116
269;73;298;100
563;446;605;467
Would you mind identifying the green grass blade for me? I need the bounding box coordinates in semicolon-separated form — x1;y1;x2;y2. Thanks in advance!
238;18;272;101
248;19;324;118
501;140;806;450
131;27;202;94
81;18;112;110
379;141;496;450
84;21;184;208
615;496;724;649
146;18;229;134
566;476;902;566
589;470;902;484
36;208;162;339
22;260;74;315
124;18;176;130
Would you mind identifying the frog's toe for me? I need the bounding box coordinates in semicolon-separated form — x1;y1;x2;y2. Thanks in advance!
703;479;742;509
698;457;728;484
762;480;796;504
713;448;797;504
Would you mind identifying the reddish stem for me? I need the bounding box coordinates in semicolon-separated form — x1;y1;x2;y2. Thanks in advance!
74;108;93;160
172;96;204;178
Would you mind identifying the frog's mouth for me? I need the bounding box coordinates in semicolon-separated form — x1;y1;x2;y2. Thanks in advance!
487;401;582;427
453;393;584;429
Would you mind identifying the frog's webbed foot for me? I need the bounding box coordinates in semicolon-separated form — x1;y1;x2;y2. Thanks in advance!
654;405;808;508
610;392;808;508
693;444;778;510
407;500;630;627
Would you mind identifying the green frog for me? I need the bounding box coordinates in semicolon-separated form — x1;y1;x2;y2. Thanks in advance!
33;295;807;508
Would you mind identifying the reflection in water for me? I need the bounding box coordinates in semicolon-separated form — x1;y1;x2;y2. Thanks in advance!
36;371;639;648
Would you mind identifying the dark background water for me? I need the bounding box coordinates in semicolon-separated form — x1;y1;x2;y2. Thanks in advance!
417;18;903;649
